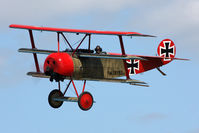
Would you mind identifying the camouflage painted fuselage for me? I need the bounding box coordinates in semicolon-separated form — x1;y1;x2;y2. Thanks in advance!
72;57;126;79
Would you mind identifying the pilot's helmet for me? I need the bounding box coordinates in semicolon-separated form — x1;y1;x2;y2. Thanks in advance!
95;45;102;54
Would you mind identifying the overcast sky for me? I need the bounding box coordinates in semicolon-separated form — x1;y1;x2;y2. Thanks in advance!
0;0;199;133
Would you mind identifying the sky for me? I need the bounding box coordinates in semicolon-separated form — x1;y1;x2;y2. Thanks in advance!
0;0;199;133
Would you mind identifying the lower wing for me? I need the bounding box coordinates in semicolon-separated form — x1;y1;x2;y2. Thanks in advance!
27;72;149;87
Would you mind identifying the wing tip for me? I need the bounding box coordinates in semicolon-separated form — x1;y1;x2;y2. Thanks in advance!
9;24;20;28
128;34;157;37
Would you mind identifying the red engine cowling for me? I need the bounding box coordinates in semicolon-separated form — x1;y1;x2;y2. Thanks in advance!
43;53;74;81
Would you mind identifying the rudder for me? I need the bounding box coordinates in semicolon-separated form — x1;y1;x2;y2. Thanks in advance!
157;39;176;65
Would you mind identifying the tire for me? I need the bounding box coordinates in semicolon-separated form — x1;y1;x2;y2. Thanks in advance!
48;89;63;108
78;91;93;111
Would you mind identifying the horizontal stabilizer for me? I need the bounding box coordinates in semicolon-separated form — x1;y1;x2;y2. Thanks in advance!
138;55;190;61
170;57;190;61
27;72;149;87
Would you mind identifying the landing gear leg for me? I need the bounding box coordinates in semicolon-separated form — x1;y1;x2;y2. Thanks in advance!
71;80;94;111
48;81;70;108
48;80;94;110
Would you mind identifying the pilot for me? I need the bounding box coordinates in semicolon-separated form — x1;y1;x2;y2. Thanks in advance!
95;45;102;54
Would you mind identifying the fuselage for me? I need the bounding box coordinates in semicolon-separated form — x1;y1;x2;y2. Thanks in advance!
43;51;167;82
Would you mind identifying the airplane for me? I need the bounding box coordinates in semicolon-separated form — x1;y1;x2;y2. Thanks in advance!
9;24;188;111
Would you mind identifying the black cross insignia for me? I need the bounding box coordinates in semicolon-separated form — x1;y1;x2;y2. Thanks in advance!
160;41;174;60
126;59;139;75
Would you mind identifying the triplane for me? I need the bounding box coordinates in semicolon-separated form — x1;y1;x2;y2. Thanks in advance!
10;24;188;111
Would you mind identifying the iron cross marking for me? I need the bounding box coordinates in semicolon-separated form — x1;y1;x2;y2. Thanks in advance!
126;59;139;75
160;41;174;58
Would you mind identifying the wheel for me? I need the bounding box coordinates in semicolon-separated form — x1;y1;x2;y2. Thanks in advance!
78;91;93;111
48;89;63;108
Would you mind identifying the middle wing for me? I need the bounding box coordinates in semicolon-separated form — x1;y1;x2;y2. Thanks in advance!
18;48;147;60
78;53;147;60
18;48;188;61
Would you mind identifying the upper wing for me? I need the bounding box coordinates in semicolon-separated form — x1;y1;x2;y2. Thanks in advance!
9;24;155;37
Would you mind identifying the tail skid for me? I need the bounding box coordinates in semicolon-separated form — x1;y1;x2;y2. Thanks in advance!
156;67;167;76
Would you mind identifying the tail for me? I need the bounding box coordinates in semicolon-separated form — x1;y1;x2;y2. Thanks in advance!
157;39;176;65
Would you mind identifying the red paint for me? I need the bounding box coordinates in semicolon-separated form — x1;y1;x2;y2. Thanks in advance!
118;35;130;79
28;30;40;73
9;24;154;37
109;53;165;75
108;39;179;75
43;52;74;76
118;36;126;55
157;39;176;65
79;93;93;110
71;80;79;97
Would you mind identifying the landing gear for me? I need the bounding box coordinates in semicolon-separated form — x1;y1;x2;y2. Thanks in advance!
48;80;94;111
78;92;93;111
48;89;63;108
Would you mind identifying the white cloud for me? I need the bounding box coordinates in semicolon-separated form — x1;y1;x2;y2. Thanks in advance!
2;0;199;30
0;0;139;27
3;0;198;32
129;0;199;33
1;0;199;59
186;0;199;24
127;0;199;59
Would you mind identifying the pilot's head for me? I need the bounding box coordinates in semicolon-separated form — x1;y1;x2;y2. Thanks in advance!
95;45;102;54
